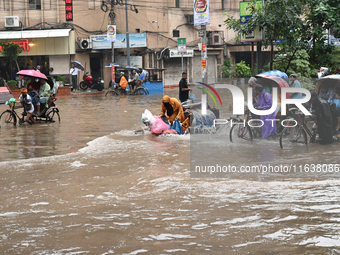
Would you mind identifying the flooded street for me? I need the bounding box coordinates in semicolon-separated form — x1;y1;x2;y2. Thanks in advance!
0;88;340;254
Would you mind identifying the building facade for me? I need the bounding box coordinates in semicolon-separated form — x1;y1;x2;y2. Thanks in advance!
0;0;262;87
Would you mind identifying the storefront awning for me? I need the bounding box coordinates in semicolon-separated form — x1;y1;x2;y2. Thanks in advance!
0;29;71;39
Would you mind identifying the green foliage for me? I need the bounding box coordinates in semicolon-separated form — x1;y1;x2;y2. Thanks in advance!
274;50;316;77
6;80;18;89
231;61;252;78
221;58;232;78
0;42;23;70
0;79;4;87
321;47;340;73
56;75;66;85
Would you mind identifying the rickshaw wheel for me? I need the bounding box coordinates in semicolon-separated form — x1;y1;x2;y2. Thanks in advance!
279;125;307;149
0;110;16;128
46;109;60;123
230;124;253;143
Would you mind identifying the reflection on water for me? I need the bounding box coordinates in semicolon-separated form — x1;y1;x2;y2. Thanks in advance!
0;88;340;254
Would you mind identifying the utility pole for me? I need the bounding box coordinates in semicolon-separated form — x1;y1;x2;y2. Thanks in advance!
125;0;131;81
202;25;207;85
110;0;115;84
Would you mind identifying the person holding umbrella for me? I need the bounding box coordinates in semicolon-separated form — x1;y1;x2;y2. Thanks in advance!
70;63;80;92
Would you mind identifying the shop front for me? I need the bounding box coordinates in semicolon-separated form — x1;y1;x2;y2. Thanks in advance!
0;29;75;84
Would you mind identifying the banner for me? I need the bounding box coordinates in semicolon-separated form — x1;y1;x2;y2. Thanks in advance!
91;33;147;49
239;1;263;42
194;0;209;26
107;25;116;42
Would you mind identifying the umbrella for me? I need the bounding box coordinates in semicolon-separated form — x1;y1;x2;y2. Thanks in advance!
256;70;289;85
105;63;120;67
71;60;84;71
17;70;47;80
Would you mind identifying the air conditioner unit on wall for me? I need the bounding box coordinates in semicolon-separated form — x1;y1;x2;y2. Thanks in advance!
5;16;20;28
208;32;223;46
78;38;92;49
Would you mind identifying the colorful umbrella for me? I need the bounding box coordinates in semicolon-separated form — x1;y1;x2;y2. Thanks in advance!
17;70;47;80
71;60;85;71
256;70;289;85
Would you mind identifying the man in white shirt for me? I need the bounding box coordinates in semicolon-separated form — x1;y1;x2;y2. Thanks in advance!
19;88;35;124
70;63;80;92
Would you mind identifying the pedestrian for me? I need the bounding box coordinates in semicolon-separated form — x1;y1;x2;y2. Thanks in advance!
289;74;303;99
36;65;41;72
160;95;185;125
254;84;276;138
70;63;80;92
179;72;191;103
248;77;258;107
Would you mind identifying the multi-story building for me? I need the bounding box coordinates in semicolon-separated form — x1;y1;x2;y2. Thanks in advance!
0;0;262;87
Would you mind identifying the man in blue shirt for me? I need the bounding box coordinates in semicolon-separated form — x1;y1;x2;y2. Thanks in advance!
289;74;303;99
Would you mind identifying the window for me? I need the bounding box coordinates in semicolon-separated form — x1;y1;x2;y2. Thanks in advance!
173;30;180;37
0;0;10;11
88;0;95;9
175;0;179;8
136;28;140;33
29;0;41;10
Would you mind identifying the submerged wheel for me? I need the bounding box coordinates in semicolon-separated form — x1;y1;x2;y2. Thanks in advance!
133;87;148;95
279;125;307;149
46;109;60;123
105;90;119;96
0;110;16;128
230;124;253;143
97;84;104;91
79;81;88;91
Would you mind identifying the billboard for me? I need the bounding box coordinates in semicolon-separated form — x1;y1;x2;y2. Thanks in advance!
239;1;263;42
91;33;147;49
194;0;209;26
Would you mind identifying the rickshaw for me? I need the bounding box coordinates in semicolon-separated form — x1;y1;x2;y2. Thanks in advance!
229;75;291;142
279;75;340;148
105;67;149;96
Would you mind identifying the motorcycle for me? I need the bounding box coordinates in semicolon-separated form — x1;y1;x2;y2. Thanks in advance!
79;72;104;91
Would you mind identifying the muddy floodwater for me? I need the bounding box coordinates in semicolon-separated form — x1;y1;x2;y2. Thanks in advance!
0;88;340;254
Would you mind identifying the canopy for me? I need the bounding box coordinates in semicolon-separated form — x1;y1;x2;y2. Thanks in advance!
256;70;289;85
315;74;340;93
257;75;290;99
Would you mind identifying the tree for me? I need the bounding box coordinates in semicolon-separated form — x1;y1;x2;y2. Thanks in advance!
221;58;232;78
225;0;304;70
0;42;23;72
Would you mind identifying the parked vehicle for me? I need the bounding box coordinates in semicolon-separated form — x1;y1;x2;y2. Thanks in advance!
79;72;104;91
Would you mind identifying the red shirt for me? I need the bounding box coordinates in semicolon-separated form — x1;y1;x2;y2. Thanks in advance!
27;81;40;93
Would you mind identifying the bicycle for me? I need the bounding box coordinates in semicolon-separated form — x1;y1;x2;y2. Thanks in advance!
0;98;60;128
279;109;316;149
105;83;149;96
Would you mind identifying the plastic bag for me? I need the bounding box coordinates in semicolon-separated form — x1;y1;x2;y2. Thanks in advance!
189;93;196;100
170;118;183;135
125;84;130;92
141;109;154;123
150;116;170;134
329;98;340;108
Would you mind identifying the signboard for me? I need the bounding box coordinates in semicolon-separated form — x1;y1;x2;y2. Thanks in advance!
170;49;194;58
91;33;147;49
116;56;143;68
202;43;206;52
194;0;209;26
240;1;263;42
0;39;30;52
65;0;73;21
107;25;116;42
330;35;340;46
178;38;186;53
